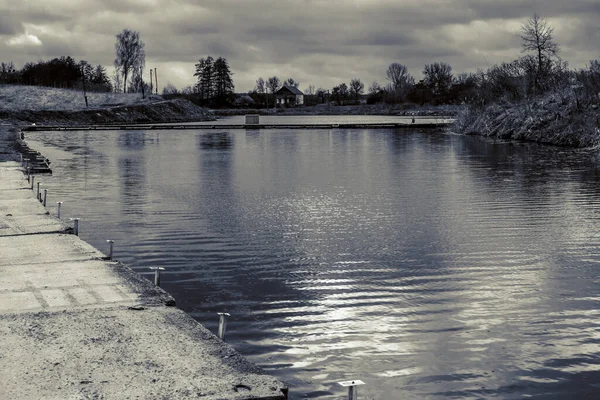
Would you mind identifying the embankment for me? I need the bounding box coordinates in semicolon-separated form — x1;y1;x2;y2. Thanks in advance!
0;98;215;126
455;93;600;147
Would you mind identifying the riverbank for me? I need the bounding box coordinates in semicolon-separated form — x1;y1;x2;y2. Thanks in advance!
455;92;600;147
1;98;215;126
212;103;462;117
0;126;287;399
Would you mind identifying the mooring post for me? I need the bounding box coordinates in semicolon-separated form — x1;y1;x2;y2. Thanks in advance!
20;154;22;166
57;201;63;218
43;189;48;207
217;312;231;340
338;380;365;400
106;240;114;260
36;181;41;199
70;218;79;235
150;267;165;286
26;166;30;182
30;175;34;189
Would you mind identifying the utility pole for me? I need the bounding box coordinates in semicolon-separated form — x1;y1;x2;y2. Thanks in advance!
154;68;158;95
81;65;88;107
140;66;145;99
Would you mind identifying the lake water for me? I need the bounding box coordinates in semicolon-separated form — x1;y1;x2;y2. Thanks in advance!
26;116;600;399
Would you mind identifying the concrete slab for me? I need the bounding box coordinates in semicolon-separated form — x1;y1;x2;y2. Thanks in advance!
0;233;105;266
0;307;287;400
0;166;29;190
0;258;175;313
0;198;70;236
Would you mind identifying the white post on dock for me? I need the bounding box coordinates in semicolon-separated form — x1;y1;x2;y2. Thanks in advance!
57;202;63;218
217;312;231;340
338;380;365;400
106;240;114;260
150;267;165;286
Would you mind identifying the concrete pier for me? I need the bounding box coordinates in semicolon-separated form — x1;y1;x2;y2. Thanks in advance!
0;160;287;399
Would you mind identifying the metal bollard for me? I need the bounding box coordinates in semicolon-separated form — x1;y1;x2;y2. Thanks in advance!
70;218;79;235
217;312;231;340
106;240;114;260
20;154;22;166
43;189;48;207
30;175;34;190
26;167;30;182
36;181;41;199
149;267;165;287
338;380;365;400
57;202;63;218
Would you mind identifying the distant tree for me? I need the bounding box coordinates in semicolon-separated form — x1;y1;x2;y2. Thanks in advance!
316;88;328;104
114;29;145;93
520;13;560;90
112;70;122;92
162;83;179;95
349;78;364;102
213;57;234;104
367;81;383;104
285;78;299;88
90;65;112;92
255;77;266;107
194;56;215;101
423;62;453;98
332;82;348;105
386;63;414;102
266;76;281;108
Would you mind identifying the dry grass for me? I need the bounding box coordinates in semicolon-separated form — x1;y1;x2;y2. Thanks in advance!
0;85;158;112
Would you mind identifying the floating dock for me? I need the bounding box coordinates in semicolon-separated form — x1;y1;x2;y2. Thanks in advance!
0;159;288;399
22;121;454;132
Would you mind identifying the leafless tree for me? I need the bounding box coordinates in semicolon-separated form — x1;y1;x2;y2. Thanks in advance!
114;29;145;93
349;78;364;102
521;14;559;75
423;62;453;96
267;76;281;108
305;85;315;95
162;83;178;95
386;63;414;102
255;77;267;107
368;81;381;95
285;78;299;88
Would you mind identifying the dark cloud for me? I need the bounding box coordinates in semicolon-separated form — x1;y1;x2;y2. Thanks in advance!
0;0;598;92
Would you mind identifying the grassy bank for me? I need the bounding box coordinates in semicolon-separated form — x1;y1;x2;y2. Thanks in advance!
455;91;600;148
0;85;215;125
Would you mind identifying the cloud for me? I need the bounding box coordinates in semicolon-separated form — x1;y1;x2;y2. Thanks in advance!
6;33;42;47
0;0;598;92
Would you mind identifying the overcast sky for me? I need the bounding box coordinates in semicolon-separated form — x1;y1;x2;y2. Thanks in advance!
1;0;598;93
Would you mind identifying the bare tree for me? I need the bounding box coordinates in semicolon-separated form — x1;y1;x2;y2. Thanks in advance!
368;81;381;95
305;84;315;95
349;78;364;102
267;76;281;108
520;13;560;87
255;77;266;107
285;78;299;88
114;29;145;93
423;62;453;96
386;63;414;102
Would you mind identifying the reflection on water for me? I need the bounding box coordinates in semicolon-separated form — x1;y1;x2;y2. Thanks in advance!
26;119;600;399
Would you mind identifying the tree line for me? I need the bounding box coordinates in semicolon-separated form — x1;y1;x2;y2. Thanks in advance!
0;56;112;92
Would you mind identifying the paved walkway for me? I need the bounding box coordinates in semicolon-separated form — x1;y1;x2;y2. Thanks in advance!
0;160;287;399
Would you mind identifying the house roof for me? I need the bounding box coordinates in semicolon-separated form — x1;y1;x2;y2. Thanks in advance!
276;85;303;96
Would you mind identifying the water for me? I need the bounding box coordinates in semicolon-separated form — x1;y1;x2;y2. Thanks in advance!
26;116;600;399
